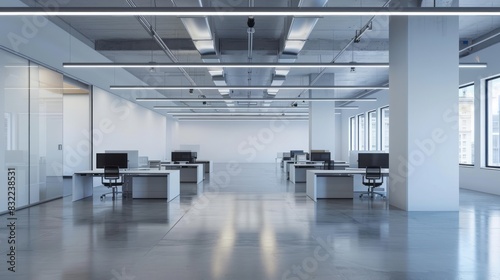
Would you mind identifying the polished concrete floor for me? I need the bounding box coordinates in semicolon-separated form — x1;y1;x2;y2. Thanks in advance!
1;163;500;279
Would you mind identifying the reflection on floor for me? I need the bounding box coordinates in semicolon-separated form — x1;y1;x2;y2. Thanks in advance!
0;163;499;279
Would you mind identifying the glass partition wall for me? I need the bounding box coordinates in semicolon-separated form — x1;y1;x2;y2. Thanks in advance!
30;65;64;202
1;50;30;211
1;48;89;213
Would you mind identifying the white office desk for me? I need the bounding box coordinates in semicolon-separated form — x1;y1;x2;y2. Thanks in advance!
289;162;350;183
161;163;204;183
195;160;213;173
306;169;389;201
72;169;180;202
289;162;324;183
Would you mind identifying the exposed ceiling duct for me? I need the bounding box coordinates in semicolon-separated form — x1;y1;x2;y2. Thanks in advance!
124;0;201;94
171;0;229;96
267;0;328;96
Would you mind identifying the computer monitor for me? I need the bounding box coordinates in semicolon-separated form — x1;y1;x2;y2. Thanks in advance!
290;150;304;158
96;153;128;169
310;152;331;162
105;150;139;168
171;151;196;163
357;153;389;168
295;154;307;162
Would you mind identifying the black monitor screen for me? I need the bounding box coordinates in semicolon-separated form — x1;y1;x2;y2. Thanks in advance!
290;150;304;158
96;153;128;169
357;153;389;168
310;152;331;162
172;151;195;162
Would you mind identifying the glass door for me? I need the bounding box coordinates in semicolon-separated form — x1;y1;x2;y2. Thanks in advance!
30;64;64;202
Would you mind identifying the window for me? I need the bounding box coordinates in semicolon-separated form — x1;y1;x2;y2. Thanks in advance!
380;106;389;152
368;110;377;150
486;77;500;167
459;84;474;165
357;114;365;150
349;117;356;151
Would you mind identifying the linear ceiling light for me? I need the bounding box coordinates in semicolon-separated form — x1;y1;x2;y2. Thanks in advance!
64;62;486;69
153;106;358;110
137;98;376;102
112;85;388;90
1;7;500;16
173;115;309;119
168;113;309;116
64;62;390;68
177;118;308;122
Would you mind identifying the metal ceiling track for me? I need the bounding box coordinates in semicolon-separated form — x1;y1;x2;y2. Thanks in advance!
63;62;486;68
136;97;376;102
112;85;388;90
2;7;500;16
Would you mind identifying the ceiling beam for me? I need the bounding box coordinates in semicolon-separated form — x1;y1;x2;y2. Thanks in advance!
460;27;500;58
95;38;196;51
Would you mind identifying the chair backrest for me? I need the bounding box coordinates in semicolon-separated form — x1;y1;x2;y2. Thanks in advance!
104;166;120;180
365;166;381;180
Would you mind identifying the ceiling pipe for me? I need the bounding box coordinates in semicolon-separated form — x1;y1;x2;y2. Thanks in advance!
459;29;500;55
297;0;393;107
124;0;201;96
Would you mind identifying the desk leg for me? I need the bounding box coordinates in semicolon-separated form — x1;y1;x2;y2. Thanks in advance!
167;172;180;202
306;172;317;202
122;176;133;199
72;175;93;201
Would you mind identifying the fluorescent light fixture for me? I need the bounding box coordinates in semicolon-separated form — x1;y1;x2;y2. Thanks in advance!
173;115;309;119
1;7;500;16
64;62;390;68
177;118;308;122
154;106;308;110
168;112;309;116
64;62;487;69
113;85;388;90
459;63;488;68
153;106;357;110
137;97;376;102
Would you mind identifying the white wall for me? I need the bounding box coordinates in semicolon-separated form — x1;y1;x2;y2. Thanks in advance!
174;120;309;163
93;87;167;161
63;94;90;176
459;42;500;196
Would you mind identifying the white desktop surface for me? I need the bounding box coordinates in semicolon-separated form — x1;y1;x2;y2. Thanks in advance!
72;169;180;202
306;169;389;201
289;162;351;183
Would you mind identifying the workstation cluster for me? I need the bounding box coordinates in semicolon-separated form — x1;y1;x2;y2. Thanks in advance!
72;150;212;202
280;150;349;183
281;150;390;201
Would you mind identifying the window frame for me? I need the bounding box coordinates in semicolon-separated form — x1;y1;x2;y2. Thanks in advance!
486;76;500;168
357;114;366;151
367;110;378;151
459;83;475;166
349;116;356;151
380;106;389;152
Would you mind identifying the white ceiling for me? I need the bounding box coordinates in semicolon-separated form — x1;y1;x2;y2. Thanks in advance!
17;0;500;115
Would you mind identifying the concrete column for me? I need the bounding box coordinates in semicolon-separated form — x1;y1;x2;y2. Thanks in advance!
308;74;336;157
388;2;459;211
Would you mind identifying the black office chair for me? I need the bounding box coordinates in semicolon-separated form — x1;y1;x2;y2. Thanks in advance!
323;160;334;170
359;166;385;199
100;166;124;201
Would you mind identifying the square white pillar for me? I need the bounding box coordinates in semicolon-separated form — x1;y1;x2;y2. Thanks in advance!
389;16;459;211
